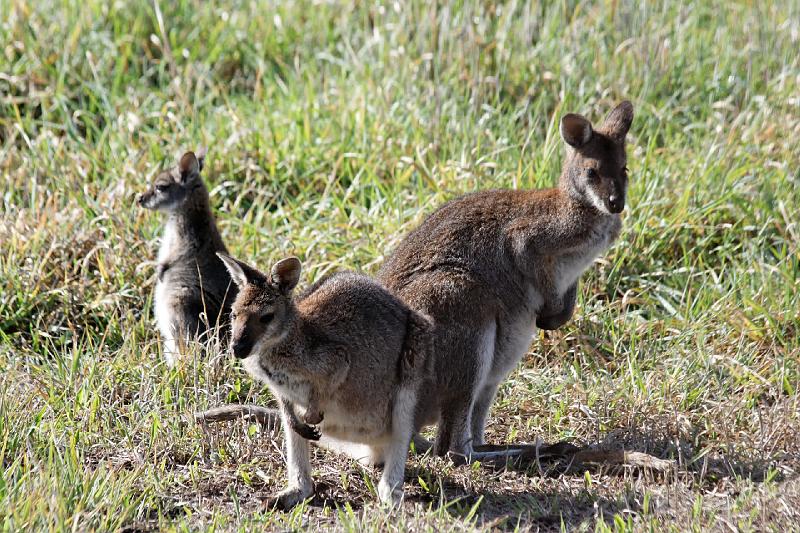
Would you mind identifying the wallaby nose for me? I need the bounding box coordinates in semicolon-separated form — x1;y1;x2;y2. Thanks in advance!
607;195;624;213
136;193;146;206
231;339;252;359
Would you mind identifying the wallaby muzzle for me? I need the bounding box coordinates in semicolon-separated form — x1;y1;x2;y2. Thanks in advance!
607;194;624;213
231;336;253;359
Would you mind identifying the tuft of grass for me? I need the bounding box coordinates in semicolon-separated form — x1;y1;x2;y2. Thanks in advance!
1;0;799;530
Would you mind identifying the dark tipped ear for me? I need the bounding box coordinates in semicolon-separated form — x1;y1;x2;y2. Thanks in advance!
195;147;207;172
270;257;302;293
217;253;266;287
178;151;200;182
601;101;634;142
560;113;593;148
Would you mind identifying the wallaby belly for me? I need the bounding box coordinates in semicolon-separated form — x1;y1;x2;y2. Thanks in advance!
491;293;541;382
154;280;172;336
317;402;392;443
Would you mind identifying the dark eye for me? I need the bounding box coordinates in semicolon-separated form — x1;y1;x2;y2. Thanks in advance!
586;168;599;180
156;183;170;192
260;312;274;324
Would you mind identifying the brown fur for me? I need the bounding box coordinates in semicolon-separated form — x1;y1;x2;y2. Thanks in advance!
137;149;235;365
378;101;634;458
219;254;433;508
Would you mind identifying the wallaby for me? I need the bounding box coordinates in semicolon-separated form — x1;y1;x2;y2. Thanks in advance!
137;149;235;366
217;253;432;508
378;101;634;460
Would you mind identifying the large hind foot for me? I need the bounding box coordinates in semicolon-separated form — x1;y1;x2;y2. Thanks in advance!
264;486;314;511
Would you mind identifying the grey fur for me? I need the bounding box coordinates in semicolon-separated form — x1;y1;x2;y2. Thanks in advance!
137;149;235;365
218;253;433;508
378;101;634;458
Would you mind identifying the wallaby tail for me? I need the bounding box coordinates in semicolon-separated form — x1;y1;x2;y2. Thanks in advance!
400;310;434;383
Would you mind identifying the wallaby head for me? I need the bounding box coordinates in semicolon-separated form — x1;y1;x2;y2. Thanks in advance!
559;101;633;214
217;253;302;359
137;148;207;211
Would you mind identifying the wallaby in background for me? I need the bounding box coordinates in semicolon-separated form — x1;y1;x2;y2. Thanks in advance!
218;253;432;509
378;101;634;460
137;149;235;365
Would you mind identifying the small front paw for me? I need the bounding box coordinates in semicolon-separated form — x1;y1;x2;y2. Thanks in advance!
303;409;324;425
535;317;553;330
536;315;564;331
295;423;321;441
265;487;313;511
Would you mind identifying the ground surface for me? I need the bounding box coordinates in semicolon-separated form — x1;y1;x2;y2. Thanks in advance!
1;1;799;531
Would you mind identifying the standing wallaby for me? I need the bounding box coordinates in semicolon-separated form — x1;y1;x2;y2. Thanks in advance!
137;149;235;366
378;101;634;459
217;253;432;508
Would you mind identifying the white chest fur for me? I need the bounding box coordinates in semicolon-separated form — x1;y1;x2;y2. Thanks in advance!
158;221;178;264
243;355;311;405
555;220;618;293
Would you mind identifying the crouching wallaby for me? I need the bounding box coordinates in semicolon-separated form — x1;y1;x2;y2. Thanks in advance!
218;253;432;508
378;101;634;460
137;149;235;366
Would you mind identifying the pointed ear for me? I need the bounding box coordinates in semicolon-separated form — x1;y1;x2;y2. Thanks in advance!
178;151;200;182
560;113;593;148
601;101;634;142
195;146;207;172
270;257;302;293
217;253;266;287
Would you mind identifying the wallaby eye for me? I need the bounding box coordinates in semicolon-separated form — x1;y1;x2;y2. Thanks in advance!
260;312;274;324
586;168;599;181
156;183;170;192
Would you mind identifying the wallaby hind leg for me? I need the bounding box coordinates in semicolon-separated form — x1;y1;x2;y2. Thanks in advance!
377;385;416;505
470;380;502;446
163;303;204;366
434;321;496;458
161;337;179;367
435;398;474;457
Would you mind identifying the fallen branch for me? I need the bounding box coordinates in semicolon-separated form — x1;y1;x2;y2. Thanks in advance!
192;410;676;473
572;449;676;472
194;404;281;430
466;441;675;473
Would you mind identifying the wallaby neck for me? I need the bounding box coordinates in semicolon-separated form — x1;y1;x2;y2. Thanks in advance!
164;185;226;253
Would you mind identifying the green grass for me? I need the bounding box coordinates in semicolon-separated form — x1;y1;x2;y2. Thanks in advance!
1;0;799;530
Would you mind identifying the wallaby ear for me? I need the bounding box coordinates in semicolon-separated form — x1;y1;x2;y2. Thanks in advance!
270;257;302;293
217;253;265;287
178;151;200;182
195;146;207;172
601;100;634;142
560;113;593;148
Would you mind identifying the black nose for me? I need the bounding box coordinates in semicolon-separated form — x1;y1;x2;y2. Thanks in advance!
607;195;624;213
136;193;144;206
231;339;252;359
